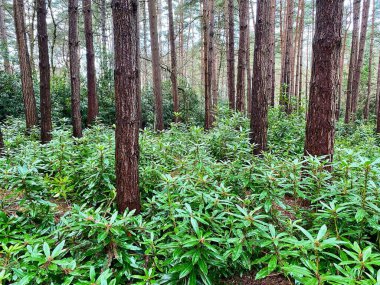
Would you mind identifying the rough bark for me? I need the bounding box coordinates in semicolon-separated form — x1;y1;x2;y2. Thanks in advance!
363;0;375;120
305;0;343;164
147;0;164;131
227;0;235;110
112;0;141;214
280;0;294;113
68;0;83;138
344;0;361;123
101;0;107;68
336;25;348;120
0;0;11;73
350;0;370;119
295;0;304;111
377;55;380;132
83;0;98;125
246;19;252;114
269;0;276;107
47;0;57;75
0;126;4;155
37;0;52;143
236;0;248;113
167;0;179;122
250;0;274;154
13;0;38;130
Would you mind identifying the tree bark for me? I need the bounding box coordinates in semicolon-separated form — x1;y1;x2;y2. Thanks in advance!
0;126;4;155
350;0;370;119
377;55;380;132
101;0;107;71
269;0;276;107
250;0;274;154
246;18;252;114
344;0;361;123
47;0;57;75
336;24;348;120
83;0;98;125
68;0;83;138
112;0;141;214
280;0;294;113
147;0;164;131
305;0;343;165
167;0;179;123
227;0;235;110
13;0;38;130
363;0;375;120
37;0;52;143
0;0;11;73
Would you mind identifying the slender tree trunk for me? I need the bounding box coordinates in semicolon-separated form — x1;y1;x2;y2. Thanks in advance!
112;0;141;214
350;0;370;119
47;0;56;76
280;0;294;113
0;0;11;73
269;0;276;107
148;0;164;131
305;0;343;165
377;55;380;132
167;0;179;122
83;0;98;125
236;0;248;113
101;0;107;71
294;0;301;101
336;26;348;120
26;0;36;73
37;0;52;143
250;0;274;154
344;0;361;123
0;126;3;155
227;0;235;110
305;26;310;111
246;19;252;114
13;0;38;130
68;0;83;138
363;0;375;120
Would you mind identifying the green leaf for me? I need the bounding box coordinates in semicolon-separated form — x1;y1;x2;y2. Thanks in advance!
97;231;108;243
232;244;243;261
191;217;199;235
268;256;277;274
317;225;327;241
52;240;65;258
179;263;193;279
43;242;50;257
255;267;269;280
198;258;208;275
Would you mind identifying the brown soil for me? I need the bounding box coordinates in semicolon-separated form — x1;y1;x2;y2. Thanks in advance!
222;272;292;285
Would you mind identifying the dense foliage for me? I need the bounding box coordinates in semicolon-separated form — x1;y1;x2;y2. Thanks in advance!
1;109;380;284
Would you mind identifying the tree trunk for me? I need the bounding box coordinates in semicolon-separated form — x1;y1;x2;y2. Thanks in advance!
377;55;380;132
101;0;107;71
37;0;52;143
344;0;360;123
295;0;304;111
112;0;141;214
246;18;252;114
68;0;83;138
0;126;4;155
236;0;248;113
147;0;164;131
47;0;57;76
83;0;98;125
350;0;370;119
13;0;38;130
0;0;11;73
250;0;274;154
227;0;235;110
363;0;375;120
204;0;215;130
280;0;294;113
269;0;276;107
305;0;343;165
336;25;348;120
167;0;179;123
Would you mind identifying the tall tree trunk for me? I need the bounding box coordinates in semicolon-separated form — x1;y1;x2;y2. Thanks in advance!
246;19;252;114
68;0;83;138
112;0;141;214
0;0;11;73
204;0;215;130
295;0;304;111
26;0;36;73
305;0;343;165
83;0;98;125
336;25;348;120
13;0;38;130
280;0;294;113
344;0;361;123
236;0;248;113
269;0;276;107
350;0;370;119
37;0;52;143
227;0;235;110
148;0;164;131
100;0;107;71
377;55;380;132
250;0;274;154
0;126;3;155
363;0;375;120
167;0;179;123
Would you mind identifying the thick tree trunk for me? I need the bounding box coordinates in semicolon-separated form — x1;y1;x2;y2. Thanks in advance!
236;0;248;113
350;0;370;119
112;0;141;214
204;0;215;130
250;0;274;154
167;0;179;123
147;0;164;131
344;0;360;123
83;0;98;125
280;0;294;113
305;0;343;165
37;0;52;143
363;0;375;120
68;0;83;138
0;0;11;73
227;0;235;110
13;0;38;130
